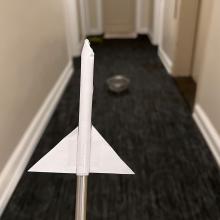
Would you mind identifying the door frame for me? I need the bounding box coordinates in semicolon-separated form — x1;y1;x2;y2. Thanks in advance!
152;0;165;46
63;0;82;57
84;0;149;37
78;0;87;41
136;0;149;35
84;0;103;35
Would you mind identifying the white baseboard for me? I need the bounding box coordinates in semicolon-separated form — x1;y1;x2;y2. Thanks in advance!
104;32;137;39
193;104;220;167
0;61;73;216
158;48;173;74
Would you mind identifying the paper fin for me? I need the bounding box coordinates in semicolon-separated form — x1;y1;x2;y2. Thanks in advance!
90;127;134;174
28;127;78;173
29;126;134;175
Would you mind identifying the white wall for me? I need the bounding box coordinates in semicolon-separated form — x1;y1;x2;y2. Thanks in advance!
194;0;220;134
0;0;69;174
172;0;200;76
192;0;220;166
158;0;200;76
192;0;213;83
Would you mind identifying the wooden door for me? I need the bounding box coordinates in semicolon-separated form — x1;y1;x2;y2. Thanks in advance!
103;0;136;36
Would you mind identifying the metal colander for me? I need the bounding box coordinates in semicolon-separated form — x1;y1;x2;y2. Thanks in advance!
106;75;130;93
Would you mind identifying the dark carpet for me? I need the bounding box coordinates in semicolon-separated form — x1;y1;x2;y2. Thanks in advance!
2;36;220;220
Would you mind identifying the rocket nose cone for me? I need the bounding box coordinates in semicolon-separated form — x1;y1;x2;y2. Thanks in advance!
82;39;94;57
84;39;90;45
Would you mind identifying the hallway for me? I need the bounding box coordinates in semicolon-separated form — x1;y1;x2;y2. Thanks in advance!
2;36;220;219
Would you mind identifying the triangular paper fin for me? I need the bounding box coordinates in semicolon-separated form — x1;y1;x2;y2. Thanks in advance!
28;127;78;173
29;126;134;175
90;127;134;174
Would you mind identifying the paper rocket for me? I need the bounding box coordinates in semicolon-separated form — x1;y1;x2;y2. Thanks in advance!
29;39;134;176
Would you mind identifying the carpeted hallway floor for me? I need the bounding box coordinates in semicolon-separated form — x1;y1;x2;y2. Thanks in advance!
2;36;220;220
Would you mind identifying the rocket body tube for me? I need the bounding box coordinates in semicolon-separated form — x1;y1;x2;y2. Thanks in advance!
76;40;94;176
28;40;134;176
